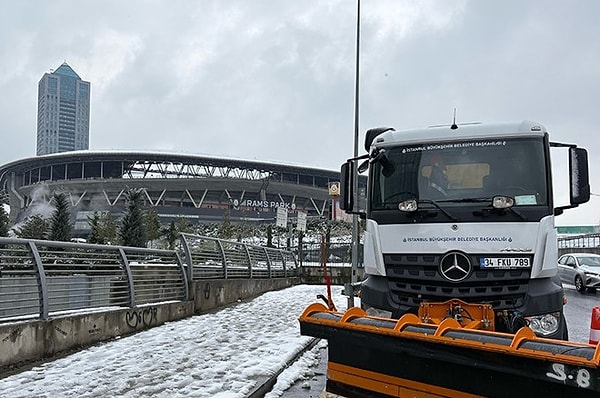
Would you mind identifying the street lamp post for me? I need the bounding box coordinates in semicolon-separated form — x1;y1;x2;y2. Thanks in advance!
349;0;361;308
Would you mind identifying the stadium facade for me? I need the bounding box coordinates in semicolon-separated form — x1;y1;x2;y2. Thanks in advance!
0;151;346;237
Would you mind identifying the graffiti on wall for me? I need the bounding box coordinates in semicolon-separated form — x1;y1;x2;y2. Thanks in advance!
2;326;23;343
125;307;158;329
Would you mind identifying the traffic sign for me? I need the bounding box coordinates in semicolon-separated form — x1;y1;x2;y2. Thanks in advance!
328;182;340;196
297;211;307;232
276;207;288;228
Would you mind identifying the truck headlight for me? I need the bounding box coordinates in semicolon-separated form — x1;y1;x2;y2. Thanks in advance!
526;312;560;336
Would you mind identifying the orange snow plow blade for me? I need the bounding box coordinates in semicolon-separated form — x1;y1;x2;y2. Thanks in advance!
299;302;600;398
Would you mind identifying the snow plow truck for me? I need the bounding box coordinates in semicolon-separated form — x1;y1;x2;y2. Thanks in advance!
299;120;600;397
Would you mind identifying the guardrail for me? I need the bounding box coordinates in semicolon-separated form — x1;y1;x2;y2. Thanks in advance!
0;234;298;322
180;233;297;280
558;233;600;250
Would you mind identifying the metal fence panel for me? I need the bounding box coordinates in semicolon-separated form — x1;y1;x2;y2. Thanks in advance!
122;248;187;305
247;246;270;278
179;234;298;281
0;242;41;320
220;240;251;279
0;234;297;322
180;235;226;279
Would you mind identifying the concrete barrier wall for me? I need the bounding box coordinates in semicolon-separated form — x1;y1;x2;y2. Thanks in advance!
192;278;300;313
0;301;196;371
0;277;299;372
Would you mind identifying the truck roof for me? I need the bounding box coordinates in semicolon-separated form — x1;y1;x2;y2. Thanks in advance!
372;120;547;148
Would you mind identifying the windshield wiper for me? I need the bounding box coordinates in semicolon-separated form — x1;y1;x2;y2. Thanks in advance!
436;197;492;203
472;204;528;221
439;197;528;221
419;199;459;221
504;206;527;220
396;198;459;222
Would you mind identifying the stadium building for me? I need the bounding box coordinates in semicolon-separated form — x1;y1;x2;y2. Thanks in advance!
0;151;345;237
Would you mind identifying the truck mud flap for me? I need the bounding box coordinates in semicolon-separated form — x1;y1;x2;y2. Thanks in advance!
299;303;600;398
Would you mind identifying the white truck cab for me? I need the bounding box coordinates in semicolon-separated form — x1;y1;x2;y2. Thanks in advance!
340;121;590;339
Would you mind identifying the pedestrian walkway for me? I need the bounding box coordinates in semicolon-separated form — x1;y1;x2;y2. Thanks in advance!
0;285;344;398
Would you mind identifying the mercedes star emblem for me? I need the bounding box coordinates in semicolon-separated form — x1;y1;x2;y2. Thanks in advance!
439;252;472;282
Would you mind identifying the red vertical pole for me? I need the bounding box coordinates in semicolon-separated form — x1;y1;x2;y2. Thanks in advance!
321;233;336;311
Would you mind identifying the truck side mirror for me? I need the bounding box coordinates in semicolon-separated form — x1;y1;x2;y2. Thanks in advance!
569;147;590;205
340;161;354;212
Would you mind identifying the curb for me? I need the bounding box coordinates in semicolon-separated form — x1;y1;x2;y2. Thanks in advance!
247;338;320;398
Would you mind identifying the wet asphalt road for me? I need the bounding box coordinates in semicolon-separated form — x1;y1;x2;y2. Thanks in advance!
563;283;599;343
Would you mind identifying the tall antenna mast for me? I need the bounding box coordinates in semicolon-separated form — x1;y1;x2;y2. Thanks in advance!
451;108;458;130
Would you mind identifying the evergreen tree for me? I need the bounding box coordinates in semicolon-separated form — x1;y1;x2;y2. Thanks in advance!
144;208;162;248
0;202;9;237
175;217;192;235
218;209;234;240
266;225;273;247
161;218;192;250
88;211;117;245
16;214;49;239
99;211;117;244
87;211;115;244
119;188;147;247
87;212;101;243
48;192;72;242
162;221;179;250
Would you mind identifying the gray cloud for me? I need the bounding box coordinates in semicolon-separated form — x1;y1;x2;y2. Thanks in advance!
0;0;598;224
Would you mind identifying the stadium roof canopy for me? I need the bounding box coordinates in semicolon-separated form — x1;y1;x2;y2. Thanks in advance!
0;150;340;187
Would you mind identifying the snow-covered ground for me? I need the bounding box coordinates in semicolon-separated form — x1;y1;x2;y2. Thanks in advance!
1;282;590;398
0;284;345;398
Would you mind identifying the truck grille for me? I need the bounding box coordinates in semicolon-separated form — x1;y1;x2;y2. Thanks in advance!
384;253;531;310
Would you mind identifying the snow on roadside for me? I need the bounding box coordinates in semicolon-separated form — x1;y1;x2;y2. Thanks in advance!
0;284;344;398
264;339;328;398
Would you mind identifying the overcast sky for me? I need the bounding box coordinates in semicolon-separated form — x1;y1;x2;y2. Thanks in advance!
0;0;598;225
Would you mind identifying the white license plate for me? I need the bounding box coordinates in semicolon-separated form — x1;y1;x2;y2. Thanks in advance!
480;257;530;268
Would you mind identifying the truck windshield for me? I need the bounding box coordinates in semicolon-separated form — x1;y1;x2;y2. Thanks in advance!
370;137;548;210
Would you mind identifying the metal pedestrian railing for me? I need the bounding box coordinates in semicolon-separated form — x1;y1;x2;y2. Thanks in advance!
0;234;298;322
179;233;298;280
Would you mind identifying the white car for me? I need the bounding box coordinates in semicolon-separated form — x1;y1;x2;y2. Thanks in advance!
558;253;600;293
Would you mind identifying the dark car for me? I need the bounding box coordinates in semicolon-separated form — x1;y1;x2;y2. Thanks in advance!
558;253;600;292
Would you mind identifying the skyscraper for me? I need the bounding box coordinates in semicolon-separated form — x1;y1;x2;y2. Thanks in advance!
36;62;90;156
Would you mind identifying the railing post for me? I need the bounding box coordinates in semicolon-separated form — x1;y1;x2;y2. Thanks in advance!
215;239;228;279
179;233;194;283
174;251;190;301
27;241;49;320
281;249;287;278
290;250;299;276
243;243;252;279
117;247;136;307
263;247;272;279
